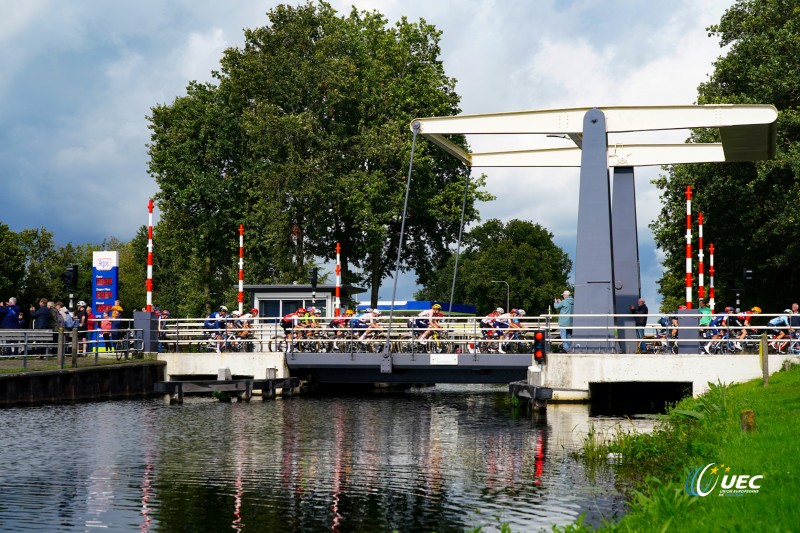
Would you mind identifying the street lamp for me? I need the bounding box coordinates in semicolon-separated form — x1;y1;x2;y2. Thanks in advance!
491;280;509;311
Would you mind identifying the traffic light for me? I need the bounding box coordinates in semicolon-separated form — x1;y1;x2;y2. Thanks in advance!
308;267;318;290
532;330;547;365
62;264;79;292
69;264;79;291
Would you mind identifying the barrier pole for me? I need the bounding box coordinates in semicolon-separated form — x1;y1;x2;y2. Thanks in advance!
238;224;244;315
146;199;154;312
685;185;693;309
698;211;704;301
709;243;715;313
335;242;341;316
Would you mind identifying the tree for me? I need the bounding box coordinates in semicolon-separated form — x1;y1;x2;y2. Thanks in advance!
148;1;491;310
0;224;25;299
415;219;572;315
651;0;800;312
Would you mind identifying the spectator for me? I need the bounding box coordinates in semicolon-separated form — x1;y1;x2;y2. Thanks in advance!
47;301;57;329
100;311;113;351
85;305;96;353
554;290;574;352
630;297;649;353
1;297;21;329
30;298;51;330
77;301;90;354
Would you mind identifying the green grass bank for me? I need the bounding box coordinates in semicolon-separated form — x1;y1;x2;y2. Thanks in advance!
565;363;800;532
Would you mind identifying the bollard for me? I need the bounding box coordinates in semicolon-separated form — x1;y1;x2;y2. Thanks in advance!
57;328;65;368
71;328;79;368
740;409;757;432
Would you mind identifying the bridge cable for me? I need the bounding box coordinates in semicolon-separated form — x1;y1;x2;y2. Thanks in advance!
382;121;420;355
447;173;470;318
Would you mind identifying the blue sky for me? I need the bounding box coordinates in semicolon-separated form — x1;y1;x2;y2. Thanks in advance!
0;0;735;308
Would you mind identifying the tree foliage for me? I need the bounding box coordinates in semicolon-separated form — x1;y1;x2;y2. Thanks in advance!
651;0;800;312
415;219;572;315
147;2;491;313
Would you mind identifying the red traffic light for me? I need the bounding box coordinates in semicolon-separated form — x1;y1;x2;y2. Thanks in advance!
534;331;544;341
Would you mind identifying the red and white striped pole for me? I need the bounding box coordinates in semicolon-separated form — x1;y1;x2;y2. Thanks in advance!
335;242;341;316
709;243;716;313
238;224;244;315
698;211;705;301
146;199;154;312
685;185;693;309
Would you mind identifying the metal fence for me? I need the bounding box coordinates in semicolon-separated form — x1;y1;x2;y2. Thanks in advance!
154;312;798;356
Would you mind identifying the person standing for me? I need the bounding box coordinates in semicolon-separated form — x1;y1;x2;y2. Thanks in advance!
1;297;21;329
554;290;574;352
630;297;649;353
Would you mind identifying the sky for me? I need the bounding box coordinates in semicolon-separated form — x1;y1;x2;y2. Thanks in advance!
0;0;736;309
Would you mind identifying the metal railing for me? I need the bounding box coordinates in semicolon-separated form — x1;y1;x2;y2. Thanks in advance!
0;319;144;369
154;312;800;356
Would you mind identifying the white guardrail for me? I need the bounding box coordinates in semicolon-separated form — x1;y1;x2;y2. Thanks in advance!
153;313;800;355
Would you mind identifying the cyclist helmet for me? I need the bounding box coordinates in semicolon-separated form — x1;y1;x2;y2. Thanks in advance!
496;307;504;314
432;303;442;310
784;309;792;314
724;306;734;312
751;306;762;314
231;310;241;317
517;309;526;317
250;308;259;315
314;309;322;315
345;309;355;315
297;307;306;314
307;307;317;313
511;308;518;314
219;305;228;312
373;309;382;316
77;301;87;307
366;307;373;313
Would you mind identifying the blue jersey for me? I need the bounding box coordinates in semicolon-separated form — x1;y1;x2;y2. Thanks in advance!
767;316;788;328
204;312;224;330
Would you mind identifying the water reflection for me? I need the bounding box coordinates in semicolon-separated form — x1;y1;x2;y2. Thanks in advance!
0;386;640;532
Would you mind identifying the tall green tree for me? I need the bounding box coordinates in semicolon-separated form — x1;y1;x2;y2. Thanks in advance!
415;219;572;315
651;0;800;312
0;224;25;299
148;1;490;309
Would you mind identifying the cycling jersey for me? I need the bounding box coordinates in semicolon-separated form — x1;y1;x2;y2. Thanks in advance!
204;312;225;330
280;312;302;331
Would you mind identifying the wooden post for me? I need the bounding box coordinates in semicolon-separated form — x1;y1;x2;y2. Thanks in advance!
57;328;64;367
71;328;79;368
740;409;757;432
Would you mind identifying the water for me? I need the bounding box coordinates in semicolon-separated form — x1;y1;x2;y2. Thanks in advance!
0;386;641;532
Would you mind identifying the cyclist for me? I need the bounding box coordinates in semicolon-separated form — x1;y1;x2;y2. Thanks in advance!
509;309;526;331
766;310;791;352
329;309;354;350
239;308;258;337
351;308;382;341
416;303;444;342
703;310;728;354
204;306;228;352
722;307;743;350
280;307;305;349
739;306;761;342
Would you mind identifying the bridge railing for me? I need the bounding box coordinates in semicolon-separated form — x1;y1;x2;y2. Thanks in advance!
154;313;796;355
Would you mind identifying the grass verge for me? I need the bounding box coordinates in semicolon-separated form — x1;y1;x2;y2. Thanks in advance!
563;363;800;531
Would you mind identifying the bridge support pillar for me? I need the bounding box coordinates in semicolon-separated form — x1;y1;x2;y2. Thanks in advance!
611;166;641;354
573;109;617;351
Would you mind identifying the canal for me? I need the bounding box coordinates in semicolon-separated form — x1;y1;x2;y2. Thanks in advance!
0;385;650;532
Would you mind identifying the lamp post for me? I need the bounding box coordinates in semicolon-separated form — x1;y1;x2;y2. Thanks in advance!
491;280;509;311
